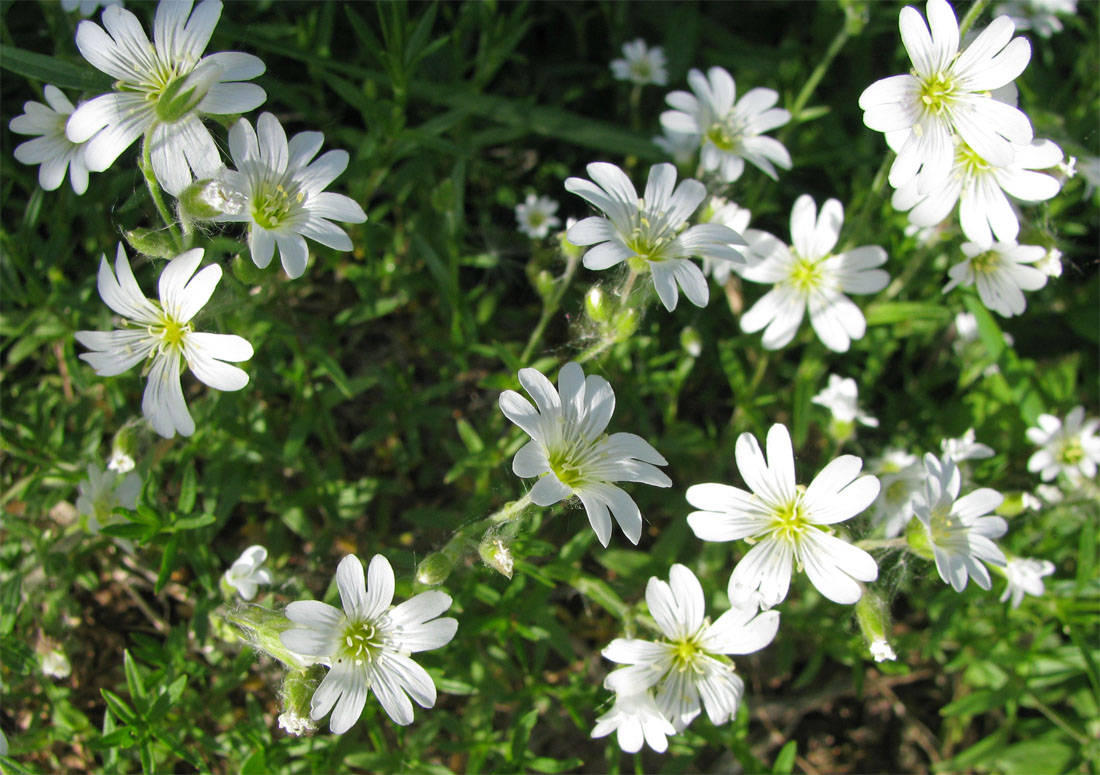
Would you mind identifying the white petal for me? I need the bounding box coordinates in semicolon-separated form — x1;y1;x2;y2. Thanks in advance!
142;353;194;438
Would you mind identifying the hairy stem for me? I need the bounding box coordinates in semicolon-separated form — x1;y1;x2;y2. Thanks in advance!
140;131;183;253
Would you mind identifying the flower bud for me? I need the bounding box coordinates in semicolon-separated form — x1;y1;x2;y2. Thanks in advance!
416;551;458;587
478;536;514;579
224;604;311;670
585;286;610;323
612;307;639;342
533;269;556;299
278;667;321;736
108;423;139;473
558;223;584;262
179;178;245;221
856;592;896;662
904;518;934;561
231;252;269;285
124;228;176;259
680;326;702;357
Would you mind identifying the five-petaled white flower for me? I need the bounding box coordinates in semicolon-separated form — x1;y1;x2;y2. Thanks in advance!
498;362;671;547
869;449;925;538
740;195;890;352
602;565;780;732
514;193;561;240
76;462;141;533
75;245;254;439
687;423;880;607
943;241;1048;317
280;554;457;733
10;85;91;195
999;556;1056;607
661;66;792;182
1026;406;1100;482
67;0;266;195
858;0;1033;192
565;162;746;311
912;454;1006;592
211;112;367;279
591;691;676;754
610;39;668;86
223;545;273;601
892;138;1063;247
812;374;879;428
940;428;994;462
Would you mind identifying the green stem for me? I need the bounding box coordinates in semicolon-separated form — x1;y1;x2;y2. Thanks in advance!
788;23;851;126
576;337;615;365
521;251;581;364
958;0;992;37
618;268;639;302
855;537;909;551
140;131;183;253
1026;691;1091;747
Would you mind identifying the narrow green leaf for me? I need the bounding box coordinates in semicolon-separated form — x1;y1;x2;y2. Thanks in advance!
0;47;112;92
171;514;216;531
100;689;139;727
510;707;539;766
940;686;1015;717
123;650;146;703
155;533;180;594
177;463;197;514
772;740;798;774
88;727;138;750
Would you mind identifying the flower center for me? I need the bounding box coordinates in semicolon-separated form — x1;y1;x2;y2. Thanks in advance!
769;490;811;543
339;619;383;665
788;254;825;292
928;504;959;545
252;179;304;230
956;142;991;178
548;448;587;489
705;118;744;153
631;60;652;80
969;249;1002;276
527;211;546;228
885;477;911;504
150;314;191;353
624;209;678;264
1057;438;1084;465
668;631;707;675
918;71;957;116
147;61;221;124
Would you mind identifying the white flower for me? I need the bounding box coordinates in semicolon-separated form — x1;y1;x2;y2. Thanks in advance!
499;362;671;547
812;375;879;428
1026;406;1100;482
892;138;1063;247
870;449;925;538
699;197;753;284
9;85;91;194
591;691;676;754
858;0;1033;192
211;113;367;279
40;647;72;679
1000;556;1056;607
602;565;780;732
913;454;1007;591
76;462;141;533
66;0;266;195
277;709;316;736
1036;247;1063;277
869;638;897;662
660;66;791;182
943;241;1048;317
75;245;254;438
565;162;746;312
107;448;136;473
995;0;1077;38
223;545;273;601
610;39;668;86
514;193;561;239
60;0;122;15
740;195;889;352
1035;483;1064;503
687;423;880;607
280;554;457;733
941;428;995;462
954;311;980;342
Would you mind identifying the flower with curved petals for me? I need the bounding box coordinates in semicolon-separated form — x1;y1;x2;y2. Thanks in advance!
687;423;880;607
999;556;1056;607
565;162;746;311
499;362;671;546
739;195;889;352
10;85;91;194
280;554;457;733
812;374;879;428
1026;406;1100;482
859;0;1033;192
591;691;676;754
211;112;366;279
661;66;792;182
601;565;779;732
75;245;254;438
912;454;1007;592
66;0;266;195
943;241;1048;317
223;545;273;601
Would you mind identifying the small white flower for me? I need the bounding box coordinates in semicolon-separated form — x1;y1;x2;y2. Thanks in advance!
107;448;136;473
280;554;458;733
213;113;367;279
740;195;889;352
870;449;925;538
610;39;668;86
277;709;317;736
514;193;561;239
954;311;980;342
995;0;1077;38
661;66;792;182
602;565;780;732
66;0;267;195
591;691;676;754
940;428;995;462
1020;491;1043;510
1035;483;1064;503
76;462;141;533
60;0;122;15
565;162;746;312
75;245;254;438
812;374;879;428
699;197;753;284
499;362;671;546
40;647;72;679
1000;556;1056;607
913;454;1007;592
9;85;91;194
1026;406;1100;482
892;139;1063;247
859;0;1033;192
687;423;880;607
870;638;898;662
223;545;273;601
1036;247;1063;277
943;241;1048;318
